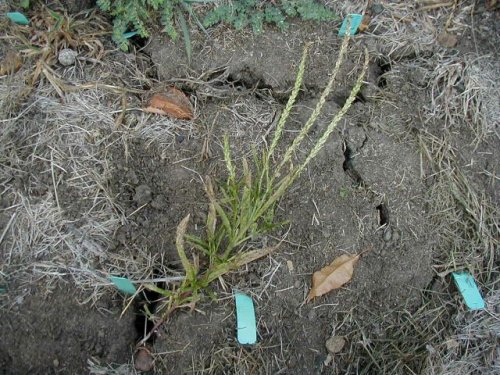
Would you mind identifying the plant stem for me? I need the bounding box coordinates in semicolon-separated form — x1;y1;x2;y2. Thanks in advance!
277;32;352;175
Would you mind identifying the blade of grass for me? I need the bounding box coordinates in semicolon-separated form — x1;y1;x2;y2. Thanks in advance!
176;8;192;65
176;214;195;280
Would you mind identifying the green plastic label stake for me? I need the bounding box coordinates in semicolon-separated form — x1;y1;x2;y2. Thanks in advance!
110;276;137;295
6;12;30;25
452;272;485;310
234;291;257;345
339;14;363;36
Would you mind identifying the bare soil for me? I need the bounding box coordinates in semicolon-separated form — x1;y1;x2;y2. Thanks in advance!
0;1;498;374
0;285;136;374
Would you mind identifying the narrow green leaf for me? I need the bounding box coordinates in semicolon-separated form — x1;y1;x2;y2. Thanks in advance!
176;215;195;279
176;9;192;65
143;283;173;297
213;200;232;236
181;1;210;37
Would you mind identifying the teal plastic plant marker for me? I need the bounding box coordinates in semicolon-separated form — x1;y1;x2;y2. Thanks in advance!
338;14;363;36
123;31;138;39
6;12;30;25
452;272;485;310
110;276;137;295
235;291;257;345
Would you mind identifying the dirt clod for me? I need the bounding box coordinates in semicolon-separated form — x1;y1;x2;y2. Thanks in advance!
383;226;393;242
325;336;346;354
134;347;154;372
437;32;458;48
133;184;153;206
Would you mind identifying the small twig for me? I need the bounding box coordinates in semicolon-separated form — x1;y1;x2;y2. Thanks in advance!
114;94;127;128
0;213;16;247
127;203;148;218
50;149;61;211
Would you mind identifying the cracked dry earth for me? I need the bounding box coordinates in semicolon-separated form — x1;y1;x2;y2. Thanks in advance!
2;5;498;373
99;22;435;373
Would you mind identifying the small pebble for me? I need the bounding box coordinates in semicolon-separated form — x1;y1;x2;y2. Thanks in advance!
134;347;154;372
58;48;78;66
53;359;59;367
325;336;346;354
176;134;185;143
383;226;392;242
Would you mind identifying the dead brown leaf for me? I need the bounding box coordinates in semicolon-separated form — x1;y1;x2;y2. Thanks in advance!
144;87;194;120
358;14;371;33
306;253;360;302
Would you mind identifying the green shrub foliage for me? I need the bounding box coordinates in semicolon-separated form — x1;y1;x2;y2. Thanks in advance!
97;0;336;50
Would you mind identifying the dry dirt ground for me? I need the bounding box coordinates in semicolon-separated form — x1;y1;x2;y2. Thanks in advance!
0;1;499;374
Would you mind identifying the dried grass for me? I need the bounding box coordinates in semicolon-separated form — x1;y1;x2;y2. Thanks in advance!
425;291;500;375
1;1;498;373
0;57;191;304
427;54;499;141
344;116;499;374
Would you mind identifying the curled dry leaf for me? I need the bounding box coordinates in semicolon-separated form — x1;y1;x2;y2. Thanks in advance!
358;14;371;33
144;86;194;120
306;254;360;302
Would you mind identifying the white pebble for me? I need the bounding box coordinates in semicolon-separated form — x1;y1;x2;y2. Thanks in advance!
58;48;78;66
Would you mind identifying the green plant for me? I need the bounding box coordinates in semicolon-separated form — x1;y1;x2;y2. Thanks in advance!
97;1;335;52
204;0;336;32
339;187;350;198
138;30;368;344
96;0;210;55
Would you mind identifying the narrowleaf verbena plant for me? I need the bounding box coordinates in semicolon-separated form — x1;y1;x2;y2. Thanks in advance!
97;0;336;51
203;0;336;33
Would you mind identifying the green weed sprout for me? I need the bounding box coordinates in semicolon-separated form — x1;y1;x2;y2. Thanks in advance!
140;35;369;344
